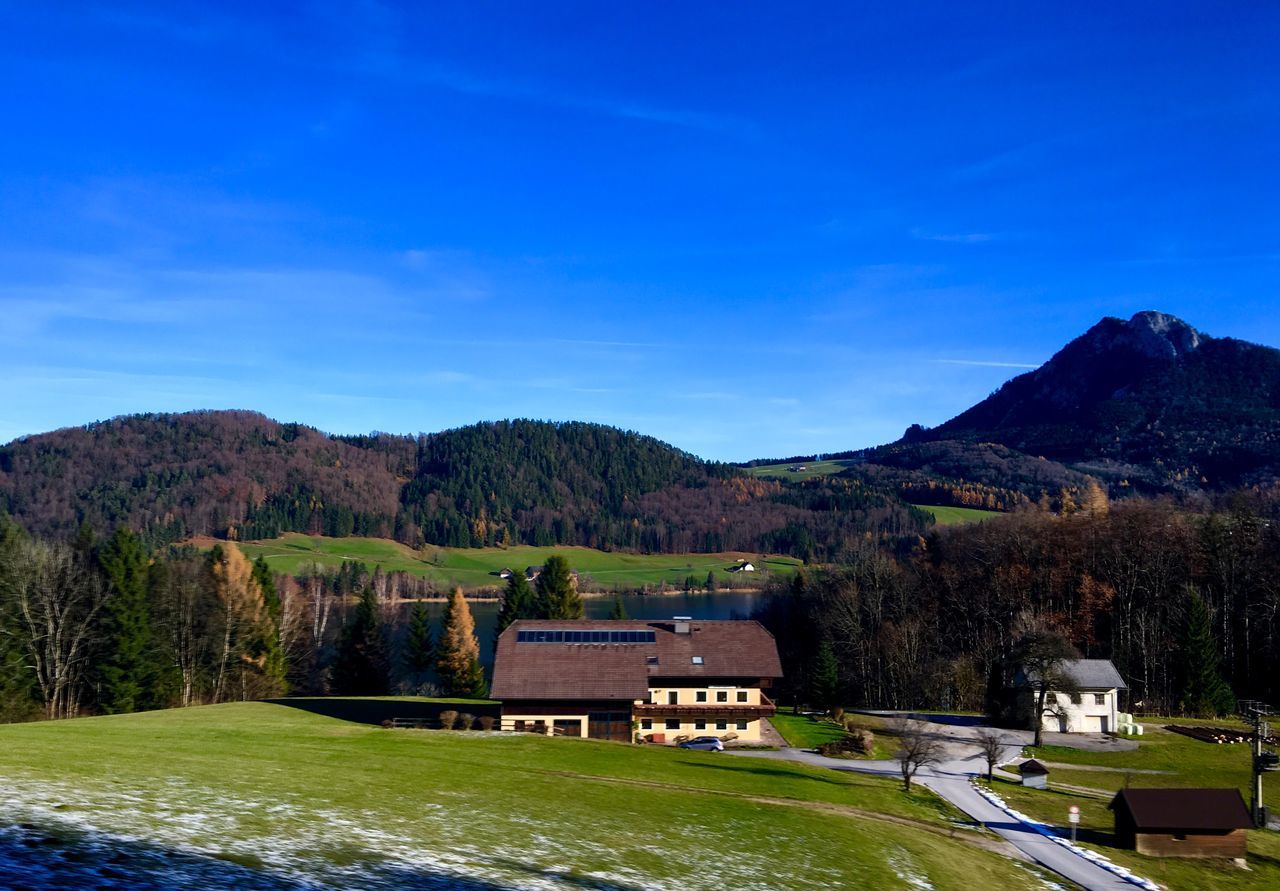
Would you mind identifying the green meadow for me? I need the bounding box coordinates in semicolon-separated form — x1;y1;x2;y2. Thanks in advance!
0;701;1057;889
907;504;1000;525
745;459;860;481
231;534;802;591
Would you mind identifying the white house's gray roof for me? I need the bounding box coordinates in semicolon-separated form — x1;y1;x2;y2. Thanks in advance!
1019;658;1127;690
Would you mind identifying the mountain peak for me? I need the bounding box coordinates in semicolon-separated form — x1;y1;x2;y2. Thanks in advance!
1120;310;1202;360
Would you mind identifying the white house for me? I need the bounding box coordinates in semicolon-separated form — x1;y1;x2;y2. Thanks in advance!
1014;658;1127;733
729;561;756;573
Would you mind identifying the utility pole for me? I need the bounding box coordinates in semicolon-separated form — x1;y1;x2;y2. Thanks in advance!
1239;700;1278;828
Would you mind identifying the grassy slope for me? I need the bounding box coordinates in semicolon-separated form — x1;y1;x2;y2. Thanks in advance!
232;534;802;590
1003;719;1280;889
745;460;860;482
908;504;999;525
0;701;1055;890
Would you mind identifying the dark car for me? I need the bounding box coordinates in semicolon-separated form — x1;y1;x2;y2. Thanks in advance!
678;736;724;752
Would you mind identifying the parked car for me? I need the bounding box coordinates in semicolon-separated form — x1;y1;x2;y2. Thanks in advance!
678;736;724;752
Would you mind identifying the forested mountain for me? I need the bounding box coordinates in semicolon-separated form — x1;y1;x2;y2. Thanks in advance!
0;413;925;558
878;311;1280;494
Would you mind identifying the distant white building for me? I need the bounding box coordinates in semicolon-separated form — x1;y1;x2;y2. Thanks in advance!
1013;659;1126;733
729;561;756;573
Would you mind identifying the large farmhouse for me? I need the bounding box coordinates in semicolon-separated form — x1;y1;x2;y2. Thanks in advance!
1013;658;1126;733
490;618;782;743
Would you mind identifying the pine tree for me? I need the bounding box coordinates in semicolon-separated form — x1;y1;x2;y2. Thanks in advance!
494;572;533;646
609;597;627;620
405;600;435;678
705;571;718;593
533;555;583;619
809;640;840;712
1177;586;1234;717
250;556;286;693
332;587;390;695
95;528;156;714
437;587;485;697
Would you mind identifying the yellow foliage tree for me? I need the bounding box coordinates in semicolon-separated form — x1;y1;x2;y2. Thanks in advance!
437;587;485;697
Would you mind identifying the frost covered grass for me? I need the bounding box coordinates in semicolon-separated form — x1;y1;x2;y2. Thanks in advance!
0;701;1054;889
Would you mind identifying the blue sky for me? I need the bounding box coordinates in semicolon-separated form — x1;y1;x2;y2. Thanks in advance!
1;3;1277;460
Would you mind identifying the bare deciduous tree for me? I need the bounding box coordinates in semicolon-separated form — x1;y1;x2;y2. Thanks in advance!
892;717;944;791
975;727;1006;782
5;539;107;719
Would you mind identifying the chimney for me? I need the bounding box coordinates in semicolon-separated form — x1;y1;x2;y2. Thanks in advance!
673;616;692;634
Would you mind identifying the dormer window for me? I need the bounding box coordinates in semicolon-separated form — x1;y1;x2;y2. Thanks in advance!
691;656;704;665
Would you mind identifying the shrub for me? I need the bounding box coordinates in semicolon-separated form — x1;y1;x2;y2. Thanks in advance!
817;730;874;759
477;716;495;731
832;706;845;722
380;719;395;729
457;712;475;731
439;709;459;730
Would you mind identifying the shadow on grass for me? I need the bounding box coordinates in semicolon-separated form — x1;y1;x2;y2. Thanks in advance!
1;821;654;890
677;758;884;786
266;697;499;726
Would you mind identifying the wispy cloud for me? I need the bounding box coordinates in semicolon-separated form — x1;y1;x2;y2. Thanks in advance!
910;228;999;244
930;358;1039;369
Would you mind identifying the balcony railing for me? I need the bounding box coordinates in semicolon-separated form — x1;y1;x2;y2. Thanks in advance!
633;693;775;718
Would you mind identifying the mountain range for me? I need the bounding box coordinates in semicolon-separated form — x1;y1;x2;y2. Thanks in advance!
1;311;1276;555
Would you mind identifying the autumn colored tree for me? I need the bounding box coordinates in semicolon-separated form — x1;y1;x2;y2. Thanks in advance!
210;544;283;701
533;555;583;620
437;588;486;697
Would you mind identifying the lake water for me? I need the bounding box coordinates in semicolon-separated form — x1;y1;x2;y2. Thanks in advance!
408;589;766;667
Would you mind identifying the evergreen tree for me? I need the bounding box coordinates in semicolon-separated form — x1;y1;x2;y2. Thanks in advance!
404;600;435;677
494;572;533;646
534;555;583;619
809;640;840;712
1177;586;1234;717
250;555;286;692
705;571;718;593
0;513;39;722
684;575;698;593
332;587;390;695
94;528;156;714
437;587;485;697
609;597;627;620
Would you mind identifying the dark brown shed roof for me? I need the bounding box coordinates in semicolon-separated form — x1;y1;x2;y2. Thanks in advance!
1109;788;1253;832
1018;759;1050;776
490;619;782;701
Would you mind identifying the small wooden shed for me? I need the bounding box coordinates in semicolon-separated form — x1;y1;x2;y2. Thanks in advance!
1109;788;1253;858
1018;759;1050;789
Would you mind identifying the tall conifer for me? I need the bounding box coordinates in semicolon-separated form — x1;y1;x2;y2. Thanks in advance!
494;572;533;646
332;587;390;695
533;555;583;619
1177;586;1234;717
95;528;155;714
437;587;485;697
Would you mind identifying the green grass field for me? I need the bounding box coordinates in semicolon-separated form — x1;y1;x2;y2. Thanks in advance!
231;534;803;591
906;504;1000;525
0;700;1058;889
996;718;1280;889
746;460;859;481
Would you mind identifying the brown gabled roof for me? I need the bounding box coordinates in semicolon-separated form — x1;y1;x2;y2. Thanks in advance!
1108;788;1253;832
490;619;782;701
1018;759;1050;775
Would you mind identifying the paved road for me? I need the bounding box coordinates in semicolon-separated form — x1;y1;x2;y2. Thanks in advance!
733;722;1141;891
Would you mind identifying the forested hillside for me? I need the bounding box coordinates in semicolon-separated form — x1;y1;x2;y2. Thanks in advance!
0;413;927;559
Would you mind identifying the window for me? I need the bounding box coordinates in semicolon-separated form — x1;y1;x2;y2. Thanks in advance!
640;719;652;730
665;719;680;731
646;655;659;665
695;691;707;703
691;656;704;664
737;720;748;731
736;691;748;703
695;720;706;730
668;691;679;705
715;721;728;731
716;691;728;703
1094;694;1106;706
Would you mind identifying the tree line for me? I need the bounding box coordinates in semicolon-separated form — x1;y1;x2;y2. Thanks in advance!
756;488;1280;719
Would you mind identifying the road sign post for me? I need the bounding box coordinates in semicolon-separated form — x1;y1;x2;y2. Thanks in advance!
1068;805;1080;843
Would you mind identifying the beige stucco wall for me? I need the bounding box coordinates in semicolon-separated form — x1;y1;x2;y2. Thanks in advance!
647;685;761;706
638;717;763;742
500;714;587;736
